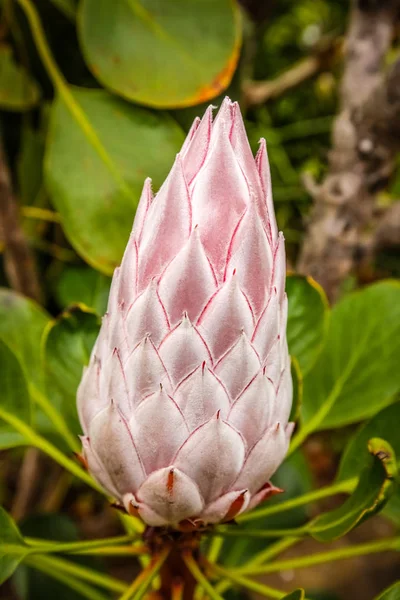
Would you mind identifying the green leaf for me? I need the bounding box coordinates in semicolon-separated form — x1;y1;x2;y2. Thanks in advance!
0;338;32;428
308;438;396;541
15;513;100;600
45;87;185;273
42;305;100;435
302;281;400;431
337;402;400;482
78;0;242;108
286;274;329;375
0;507;29;585
0;289;50;390
55;267;110;315
0;46;40;111
282;591;305;600
17;124;46;206
375;582;400;600
289;356;302;423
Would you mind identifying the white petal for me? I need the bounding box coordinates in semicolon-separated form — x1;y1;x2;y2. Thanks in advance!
256;139;278;243
251;289;279;363
138;156;191;290
174;363;230;430
234;423;289;494
81;436;119;498
215;333;260;400
99;349;130;415
174;414;245;503
130;389;189;473
228;370;275;448
201;489;250;524
274;367;293;424
158;316;212;387
89;403;145;495
225;204;273;318
125;279;170;348
77;361;103;435
158;228;217;327
264;339;282;388
125;336;171;406
136;467;204;525
197;273;254;362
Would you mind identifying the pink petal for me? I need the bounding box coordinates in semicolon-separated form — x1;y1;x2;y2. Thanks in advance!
197;273;254;362
158;315;212;387
174;414;245;503
256;139;278;243
234;423;289;494
228;370;275;448
180;116;201;155
201;489;250;524
89;403;145;495
123;492;168;527
130;389;189;473
183;106;213;185
225;203;273;318
272;233;286;302
264;339;283;388
118;237;138;309
136;467;204;525
252;289;279;363
81;436;119;499
124;336;171;405
247;482;284;511
132;178;153;246
107;267;120;315
138;156;191;290
215;333;260;400
190;126;248;279
125;279;170;348
158;228;217;327
174;363;230;430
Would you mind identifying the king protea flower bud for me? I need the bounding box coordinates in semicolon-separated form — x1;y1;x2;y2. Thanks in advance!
77;98;293;529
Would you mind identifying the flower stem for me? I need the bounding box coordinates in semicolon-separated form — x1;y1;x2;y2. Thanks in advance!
25;534;142;554
183;553;224;600
118;547;170;600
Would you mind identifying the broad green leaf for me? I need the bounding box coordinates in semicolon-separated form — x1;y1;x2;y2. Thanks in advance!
0;507;29;585
282;591;305;600
286;274;329;375
78;0;242;108
0;338;32;429
49;0;77;21
337;402;400;481
0;289;50;390
308;438;396;541
375;582;400;599
42;306;100;435
55;267;110;315
0;290;49;448
45;87;185;273
0;46;40;111
17;124;45;206
289;356;302;423
302;281;400;430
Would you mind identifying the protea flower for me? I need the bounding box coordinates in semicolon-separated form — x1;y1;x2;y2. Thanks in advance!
77;98;293;529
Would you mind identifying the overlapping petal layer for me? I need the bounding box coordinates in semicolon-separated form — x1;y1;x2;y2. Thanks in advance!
77;98;293;529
